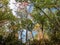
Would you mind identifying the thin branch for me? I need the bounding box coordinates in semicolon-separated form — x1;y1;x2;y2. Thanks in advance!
54;6;60;12
35;6;51;20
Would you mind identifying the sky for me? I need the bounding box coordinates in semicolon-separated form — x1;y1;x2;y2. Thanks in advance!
8;0;34;18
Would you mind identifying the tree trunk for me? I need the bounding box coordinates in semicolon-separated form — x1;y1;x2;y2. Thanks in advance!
26;30;28;45
41;22;45;45
31;31;34;40
21;30;22;45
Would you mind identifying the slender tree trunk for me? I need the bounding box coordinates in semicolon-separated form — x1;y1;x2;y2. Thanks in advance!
41;22;44;32
26;30;28;45
21;30;22;45
31;31;34;40
41;22;45;45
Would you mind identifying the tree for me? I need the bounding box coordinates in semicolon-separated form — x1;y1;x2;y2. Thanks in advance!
0;0;21;45
0;0;60;45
